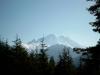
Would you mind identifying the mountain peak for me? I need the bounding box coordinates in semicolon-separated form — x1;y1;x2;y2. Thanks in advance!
37;34;58;46
58;35;83;48
23;34;83;50
22;34;82;66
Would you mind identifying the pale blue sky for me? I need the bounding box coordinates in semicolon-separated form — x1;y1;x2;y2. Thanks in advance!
0;0;99;47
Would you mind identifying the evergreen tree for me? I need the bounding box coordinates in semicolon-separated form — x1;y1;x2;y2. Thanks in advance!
48;56;55;75
83;0;100;75
37;36;49;75
88;0;100;33
0;38;12;74
75;1;100;75
55;47;75;75
11;36;29;75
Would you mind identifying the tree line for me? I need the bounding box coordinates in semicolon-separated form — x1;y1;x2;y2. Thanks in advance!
0;36;76;75
0;0;100;75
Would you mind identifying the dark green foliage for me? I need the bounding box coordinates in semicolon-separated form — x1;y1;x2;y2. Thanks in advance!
0;37;76;75
75;42;100;75
73;40;100;75
76;0;100;75
48;56;55;75
73;0;100;75
55;47;76;75
88;0;100;33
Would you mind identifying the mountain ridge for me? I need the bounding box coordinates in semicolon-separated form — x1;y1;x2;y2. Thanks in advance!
23;34;83;49
22;34;82;67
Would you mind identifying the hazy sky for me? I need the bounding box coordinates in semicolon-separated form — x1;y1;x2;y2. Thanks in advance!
0;0;99;47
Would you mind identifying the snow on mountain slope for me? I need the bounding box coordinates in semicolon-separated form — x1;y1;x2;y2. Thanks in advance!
22;34;82;57
46;44;81;66
58;36;82;48
22;34;82;66
24;34;83;49
38;34;58;46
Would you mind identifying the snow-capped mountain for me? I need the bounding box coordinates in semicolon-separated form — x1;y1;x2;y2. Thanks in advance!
22;34;83;50
47;44;81;66
58;36;82;48
22;34;82;66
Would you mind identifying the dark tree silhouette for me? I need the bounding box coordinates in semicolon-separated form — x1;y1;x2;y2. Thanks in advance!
48;56;55;75
55;47;76;75
88;0;100;33
73;1;100;75
37;36;49;75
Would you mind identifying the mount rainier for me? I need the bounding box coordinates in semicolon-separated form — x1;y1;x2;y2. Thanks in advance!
22;34;83;66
